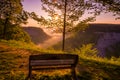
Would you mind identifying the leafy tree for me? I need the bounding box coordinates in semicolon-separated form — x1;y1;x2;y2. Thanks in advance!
86;0;120;19
29;12;49;27
0;0;29;39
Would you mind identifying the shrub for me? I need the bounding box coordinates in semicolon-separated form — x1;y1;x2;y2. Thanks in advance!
6;25;31;43
75;44;98;57
0;22;31;43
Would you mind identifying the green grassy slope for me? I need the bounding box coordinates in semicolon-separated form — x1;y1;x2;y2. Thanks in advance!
78;56;120;80
0;40;120;80
0;42;30;80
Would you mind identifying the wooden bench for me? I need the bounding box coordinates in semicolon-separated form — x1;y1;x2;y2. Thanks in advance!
26;54;78;80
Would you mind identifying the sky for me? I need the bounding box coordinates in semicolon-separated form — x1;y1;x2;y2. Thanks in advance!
22;0;120;27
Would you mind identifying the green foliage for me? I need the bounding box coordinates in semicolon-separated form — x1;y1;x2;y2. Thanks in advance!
75;44;98;57
72;22;89;32
86;0;120;19
0;0;35;41
41;0;96;31
0;0;28;24
0;23;31;43
7;26;31;43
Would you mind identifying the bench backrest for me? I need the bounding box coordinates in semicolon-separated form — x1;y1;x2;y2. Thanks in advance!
29;54;78;68
27;54;79;80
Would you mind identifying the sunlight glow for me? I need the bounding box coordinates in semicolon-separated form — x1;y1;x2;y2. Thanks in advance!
22;19;39;27
54;16;59;20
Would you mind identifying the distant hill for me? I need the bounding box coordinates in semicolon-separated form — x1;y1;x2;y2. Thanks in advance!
86;24;120;32
23;27;51;44
53;24;120;58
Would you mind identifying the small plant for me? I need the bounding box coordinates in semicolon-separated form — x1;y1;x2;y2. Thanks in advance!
75;43;98;57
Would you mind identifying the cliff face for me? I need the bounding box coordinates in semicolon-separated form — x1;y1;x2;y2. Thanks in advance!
85;24;120;57
23;27;51;44
95;32;120;57
63;24;120;57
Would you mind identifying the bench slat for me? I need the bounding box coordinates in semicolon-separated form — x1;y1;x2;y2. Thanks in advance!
30;54;78;60
30;59;74;66
32;66;72;70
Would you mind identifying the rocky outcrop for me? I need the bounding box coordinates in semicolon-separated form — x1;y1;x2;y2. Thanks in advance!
96;32;120;57
85;24;120;57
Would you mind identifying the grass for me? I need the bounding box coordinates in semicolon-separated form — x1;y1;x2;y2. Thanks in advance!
0;41;29;79
78;56;120;80
0;40;120;80
0;39;63;54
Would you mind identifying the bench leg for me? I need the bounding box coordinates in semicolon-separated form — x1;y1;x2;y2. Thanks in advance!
71;67;77;80
29;66;32;80
25;66;32;80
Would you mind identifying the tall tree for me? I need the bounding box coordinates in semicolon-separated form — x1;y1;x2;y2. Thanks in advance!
41;0;95;50
41;0;87;30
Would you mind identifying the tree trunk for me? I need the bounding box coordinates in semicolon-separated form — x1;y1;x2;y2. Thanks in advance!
3;18;9;39
62;0;67;51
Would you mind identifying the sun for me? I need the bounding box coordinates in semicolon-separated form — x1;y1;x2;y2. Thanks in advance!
54;16;58;20
53;14;59;20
